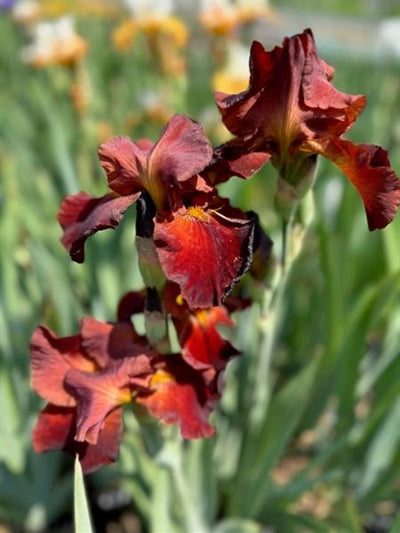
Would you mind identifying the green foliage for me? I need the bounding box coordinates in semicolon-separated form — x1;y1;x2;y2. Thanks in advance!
1;5;399;533
74;457;94;533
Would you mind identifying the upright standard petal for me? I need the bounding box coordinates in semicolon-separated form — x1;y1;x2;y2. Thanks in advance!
215;29;366;158
154;206;255;308
80;316;147;365
98;136;150;195
58;191;140;262
306;138;400;230
149;114;213;185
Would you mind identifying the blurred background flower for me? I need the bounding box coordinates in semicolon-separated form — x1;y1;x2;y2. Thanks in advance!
1;1;399;532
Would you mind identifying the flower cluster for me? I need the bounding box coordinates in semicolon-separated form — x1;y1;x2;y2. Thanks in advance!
31;29;400;473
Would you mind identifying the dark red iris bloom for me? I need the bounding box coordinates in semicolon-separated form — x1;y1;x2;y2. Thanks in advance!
31;288;242;472
211;29;400;230
58;114;255;308
30;317;153;473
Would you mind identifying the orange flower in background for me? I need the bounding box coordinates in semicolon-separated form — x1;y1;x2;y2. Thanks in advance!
112;0;188;75
199;0;274;37
212;29;400;229
21;15;87;67
199;0;238;37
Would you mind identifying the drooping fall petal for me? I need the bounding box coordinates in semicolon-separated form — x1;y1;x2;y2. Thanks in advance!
180;307;238;372
203;139;270;184
32;404;123;474
137;358;216;439
154;207;254;308
58;191;140;262
163;284;239;373
306;138;400;230
30;326;97;407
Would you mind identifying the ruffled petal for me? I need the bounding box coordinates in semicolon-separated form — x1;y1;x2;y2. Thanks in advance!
180;306;239;372
80;316;148;365
30;326;95;407
137;360;216;439
58;192;139;262
215;29;366;150
307;138;400;230
65;355;152;444
301;31;366;136
98;136;149;195
203;139;270;184
32;405;76;454
154;206;254;308
149;114;213;185
32;404;123;474
163;285;238;373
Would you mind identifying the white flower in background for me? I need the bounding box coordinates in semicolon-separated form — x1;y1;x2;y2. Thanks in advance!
12;0;40;24
21;15;87;67
377;18;400;59
199;0;237;36
122;0;173;20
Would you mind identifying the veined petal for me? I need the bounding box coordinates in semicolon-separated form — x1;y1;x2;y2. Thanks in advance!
301;31;366;136
30;326;95;407
58;191;139;262
181;307;238;372
80;316;148;365
164;284;239;373
149;114;213;185
137;361;215;439
215;30;367;155
154;206;254;308
204;139;270;184
98;136;149;195
32;404;123;474
307;138;400;230
65;355;152;444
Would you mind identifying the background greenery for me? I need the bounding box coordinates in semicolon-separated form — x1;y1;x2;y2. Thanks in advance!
1;1;399;532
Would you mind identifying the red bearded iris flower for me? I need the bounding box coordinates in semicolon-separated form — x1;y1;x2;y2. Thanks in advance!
30;316;154;473
30;288;241;471
58;114;255;308
211;29;400;230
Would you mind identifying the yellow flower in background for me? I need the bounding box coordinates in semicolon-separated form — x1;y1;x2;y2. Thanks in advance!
113;0;188;76
12;0;119;22
212;40;250;94
199;0;238;37
113;0;188;52
21;15;87;67
234;0;275;24
199;0;274;37
113;19;138;51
